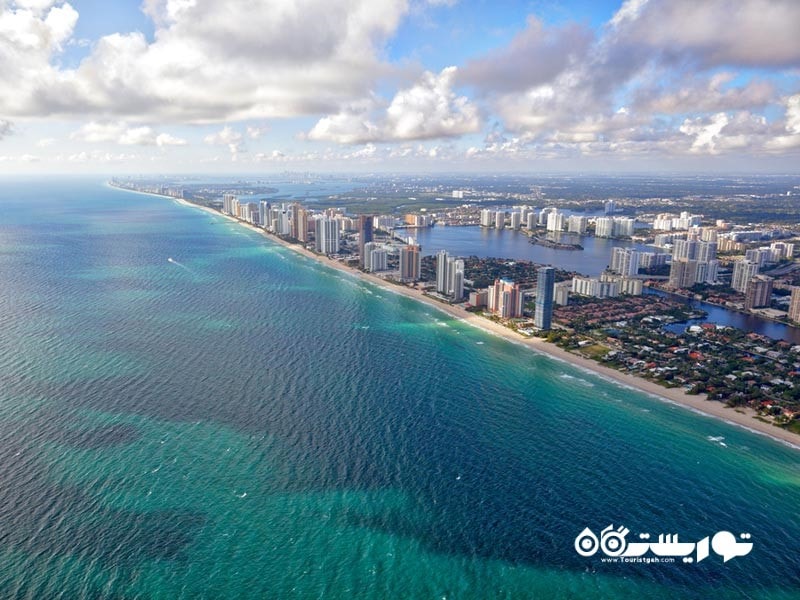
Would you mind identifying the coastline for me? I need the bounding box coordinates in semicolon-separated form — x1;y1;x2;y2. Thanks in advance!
126;188;800;450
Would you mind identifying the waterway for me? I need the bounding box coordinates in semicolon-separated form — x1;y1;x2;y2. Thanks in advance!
648;289;800;344
404;225;653;275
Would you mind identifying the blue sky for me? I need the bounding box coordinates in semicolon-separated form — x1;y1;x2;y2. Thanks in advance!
0;0;798;173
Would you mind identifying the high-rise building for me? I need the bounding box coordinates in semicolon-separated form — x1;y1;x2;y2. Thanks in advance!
595;217;614;238
732;260;760;293
487;279;523;318
745;275;773;309
245;202;259;225
495;211;506;230
696;259;719;284
653;214;674;231
604;199;616;215
278;210;291;236
672;238;698;261
448;259;465;301
618;277;643;296
399;245;421;282
289;203;301;238
676;211;702;229
364;242;387;272
699;227;718;242
572;276;620;299
638;252;668;269
358;215;373;267
611;248;640;277
370;249;387;272
770;241;795;261
668;258;699;289
696;240;717;262
526;212;537;230
789;287;800;323
671;238;718;285
258;201;270;230
404;214;433;227
363;242;379;272
373;215;395;231
567;215;588;234
314;216;340;254
594;216;635;237
546;211;566;232
223;193;237;215
534;267;555;330
717;237;747;253
745;248;772;268
613;217;635;237
436;250;464;300
296;208;309;242
554;281;571;306
510;212;522;230
480;209;494;228
435;250;450;294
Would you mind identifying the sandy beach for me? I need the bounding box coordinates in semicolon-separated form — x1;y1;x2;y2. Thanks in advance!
149;193;800;450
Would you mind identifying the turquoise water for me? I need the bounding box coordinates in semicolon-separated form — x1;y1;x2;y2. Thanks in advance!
0;178;798;599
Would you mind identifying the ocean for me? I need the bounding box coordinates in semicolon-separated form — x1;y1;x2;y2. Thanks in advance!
0;178;798;599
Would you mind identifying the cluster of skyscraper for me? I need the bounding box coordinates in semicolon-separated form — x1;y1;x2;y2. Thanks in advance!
594;216;636;238
223;194;311;241
667;236;720;288
221;194;422;282
652;211;703;231
221;191;798;329
659;227;796;311
729;242;794;309
478;207;635;238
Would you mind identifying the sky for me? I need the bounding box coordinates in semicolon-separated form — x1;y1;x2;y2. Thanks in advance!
0;0;799;174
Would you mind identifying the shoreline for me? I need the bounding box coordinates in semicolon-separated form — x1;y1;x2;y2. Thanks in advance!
124;187;800;450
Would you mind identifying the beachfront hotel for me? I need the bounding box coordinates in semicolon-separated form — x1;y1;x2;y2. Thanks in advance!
314;216;340;255
399;245;421;282
435;250;465;301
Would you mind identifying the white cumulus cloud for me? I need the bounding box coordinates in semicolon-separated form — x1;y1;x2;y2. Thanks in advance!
309;67;481;143
0;0;409;122
71;121;187;146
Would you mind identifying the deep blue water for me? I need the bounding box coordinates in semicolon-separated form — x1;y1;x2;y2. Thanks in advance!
0;177;798;599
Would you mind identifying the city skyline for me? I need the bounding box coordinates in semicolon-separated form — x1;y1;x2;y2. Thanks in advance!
0;0;798;174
